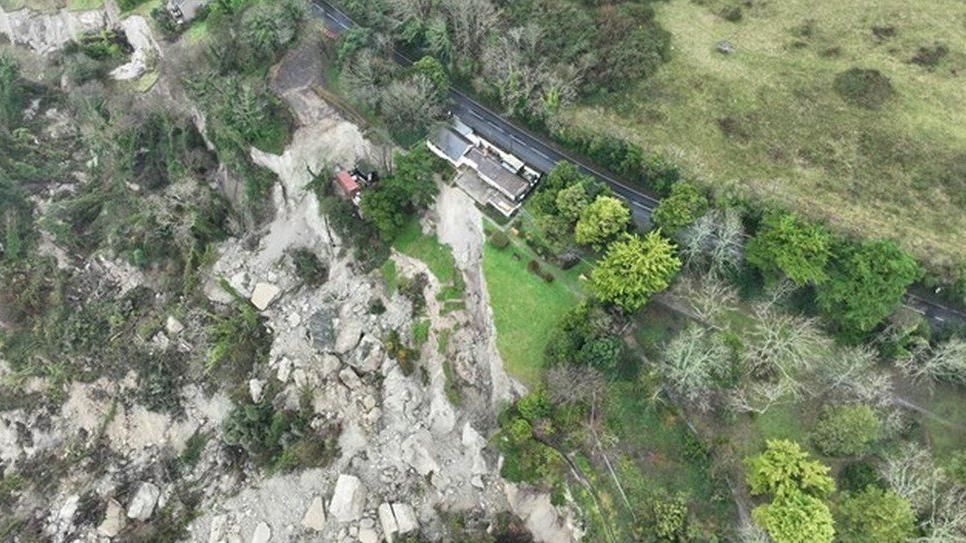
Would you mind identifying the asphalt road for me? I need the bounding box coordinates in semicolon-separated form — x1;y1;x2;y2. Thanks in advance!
309;0;966;328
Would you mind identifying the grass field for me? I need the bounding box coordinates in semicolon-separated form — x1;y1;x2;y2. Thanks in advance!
560;0;966;271
482;241;580;386
393;219;461;289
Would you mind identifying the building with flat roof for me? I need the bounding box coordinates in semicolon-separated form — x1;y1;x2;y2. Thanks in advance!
427;124;538;216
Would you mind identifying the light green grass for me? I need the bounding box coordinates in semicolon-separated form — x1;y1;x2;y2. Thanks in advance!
393;219;461;290
412;319;430;348
380;259;398;296
561;0;966;271
184;20;209;44
482;242;580;386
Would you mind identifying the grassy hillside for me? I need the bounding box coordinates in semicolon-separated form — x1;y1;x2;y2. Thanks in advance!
559;0;965;271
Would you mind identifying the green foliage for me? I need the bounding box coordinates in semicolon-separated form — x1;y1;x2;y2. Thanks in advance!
290;248;328;287
222;395;339;472
495;392;566;488
816;239;921;336
591;232;681;312
835;486;915;543
488;230;510;249
745;440;835;499
751;490;835;543
576;336;624;372
810;405;879;457
206;291;272;384
116;0;150;11
839;461;883;493
410;55;449;95
554;182;591;223
652;495;688;541
240;0;305;66
0;55;23;127
746;211;833;286
834;68;895;109
384;329;419;375
651;181;708;234
190;74;292;153
361;147;440;240
574;195;630;250
75;29;130;60
545;301;618;368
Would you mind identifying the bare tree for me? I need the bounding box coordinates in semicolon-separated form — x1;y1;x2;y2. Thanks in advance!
743;304;827;390
882;445;966;541
661;324;731;411
342;51;384;110
919;486;966;543
728;379;798;415
897;338;966;387
545;365;606;408
670;273;738;325
679;207;743;276
440;0;499;63
379;74;444;134
816;345;894;408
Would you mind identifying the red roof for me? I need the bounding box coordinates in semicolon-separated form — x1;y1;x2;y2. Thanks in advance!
336;171;360;195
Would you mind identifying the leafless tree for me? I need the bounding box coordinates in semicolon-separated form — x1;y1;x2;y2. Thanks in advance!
440;0;499;63
670;273;738;325
380;74;444;133
545;365;606;408
882;445;966;541
342;51;384;110
919;486;966;543
679;207;743;276
728;379;798;415
743;304;827;389
897;338;966;387
816;345;894;408
661;324;731;411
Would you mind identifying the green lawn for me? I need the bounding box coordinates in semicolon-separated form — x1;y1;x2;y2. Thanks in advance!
393;219;461;289
482;242;580;386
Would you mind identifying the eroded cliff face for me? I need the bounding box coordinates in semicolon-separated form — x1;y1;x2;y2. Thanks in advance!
0;4;113;55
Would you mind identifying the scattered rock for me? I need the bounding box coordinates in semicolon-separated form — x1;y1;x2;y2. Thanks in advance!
127;482;161;521
378;503;399;543
166;316;185;335
249;379;266;403
358;527;379;543
98;499;125;537
391;503;418;535
250;283;281;310
328;474;367;523
716;40;736;54
252;521;272;543
335;320;364;354
301;496;326;532
339;367;362;390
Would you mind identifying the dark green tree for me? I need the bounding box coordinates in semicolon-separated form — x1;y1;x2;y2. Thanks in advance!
835;486;915;543
746;211;833;286
651;181;708;234
816;239;921;336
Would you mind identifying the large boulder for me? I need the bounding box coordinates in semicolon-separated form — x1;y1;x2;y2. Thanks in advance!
328;474;367;522
301;496;326;532
126;482;161;521
0;8;109;55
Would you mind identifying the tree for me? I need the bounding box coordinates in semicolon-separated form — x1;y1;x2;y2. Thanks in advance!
591;232;681;312
651;181;708;234
752;490;835;543
241;0;304;63
746;211;833;286
897;338;966;386
816;239;921;336
391;146;439;210
380;74;445;137
680;207;744;276
574;195;630;249
745;440;835;499
0;55;23;127
554;183;591;223
410;55;449;95
360;180;410;239
661;324;731;411
545;365;605;407
835;486;916;543
810;405;879;457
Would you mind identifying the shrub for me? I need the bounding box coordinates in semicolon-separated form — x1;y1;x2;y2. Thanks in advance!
540;270;555;283
835;486;916;543
527;259;541;274
720;6;743;22
489;230;510;249
290;248;328;287
811;405;879;457
834;68;895;109
652;496;688;541
911;43;948;68
839;461;883;492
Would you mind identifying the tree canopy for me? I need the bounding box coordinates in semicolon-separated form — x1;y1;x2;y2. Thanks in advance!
752;491;835;543
746;439;835;499
360;147;441;239
816;239;921;336
746;211;833;286
835;486;916;543
574;195;631;250
651;181;708;234
590;231;680;312
810;405;879;457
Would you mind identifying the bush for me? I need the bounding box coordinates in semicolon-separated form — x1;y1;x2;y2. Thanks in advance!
720;6;743;22
811;405;879;457
540;270;555;283
834;68;896;109
840;461;884;492
489;230;510;249
290;248;328;287
527;259;541;274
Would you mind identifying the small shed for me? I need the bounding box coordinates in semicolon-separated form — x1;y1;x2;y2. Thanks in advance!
335;171;361;200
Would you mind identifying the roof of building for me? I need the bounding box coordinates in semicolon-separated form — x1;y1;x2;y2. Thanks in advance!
429;127;472;163
465;148;530;199
336;171;360;195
